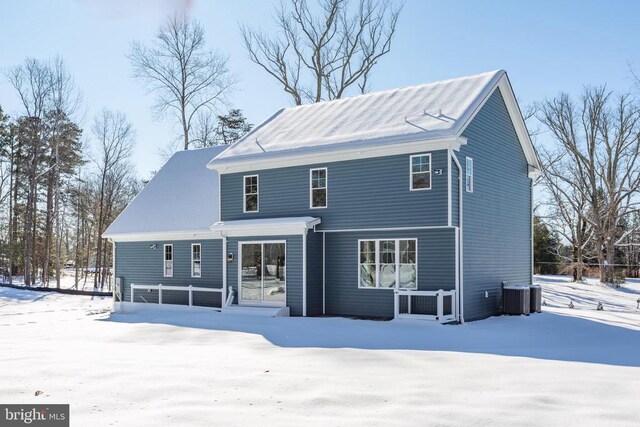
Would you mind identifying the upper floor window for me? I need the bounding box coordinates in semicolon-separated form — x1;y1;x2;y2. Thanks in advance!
358;239;417;289
465;157;474;193
163;244;173;277
191;244;201;278
310;168;327;208
244;175;259;212
410;154;431;190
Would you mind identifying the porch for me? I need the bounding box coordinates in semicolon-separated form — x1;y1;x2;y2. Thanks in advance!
394;289;457;323
121;283;289;317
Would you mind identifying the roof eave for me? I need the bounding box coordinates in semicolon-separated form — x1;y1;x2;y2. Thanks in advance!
207;135;466;174
103;229;222;242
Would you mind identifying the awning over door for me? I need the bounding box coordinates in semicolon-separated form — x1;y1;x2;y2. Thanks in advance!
210;216;321;237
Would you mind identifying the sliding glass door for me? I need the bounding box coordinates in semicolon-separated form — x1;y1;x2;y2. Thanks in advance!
240;242;286;305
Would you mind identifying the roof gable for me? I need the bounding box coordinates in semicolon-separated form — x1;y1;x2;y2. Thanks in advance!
103;145;227;240
458;74;539;171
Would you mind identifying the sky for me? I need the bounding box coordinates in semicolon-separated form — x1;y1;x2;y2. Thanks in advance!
1;0;639;179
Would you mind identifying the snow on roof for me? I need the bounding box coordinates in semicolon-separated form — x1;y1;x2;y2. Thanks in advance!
210;70;505;164
104;146;227;238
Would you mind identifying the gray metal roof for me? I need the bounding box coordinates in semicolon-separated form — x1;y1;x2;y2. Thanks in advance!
104;145;227;238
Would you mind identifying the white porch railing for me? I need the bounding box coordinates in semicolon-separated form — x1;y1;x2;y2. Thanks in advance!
394;289;457;323
130;284;224;309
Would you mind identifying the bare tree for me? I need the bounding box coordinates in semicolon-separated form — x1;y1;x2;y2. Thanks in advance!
241;0;401;105
538;88;640;283
92;110;135;289
129;13;235;151
5;58;53;119
537;147;593;281
43;57;83;288
5;58;54;285
0;107;11;284
190;111;219;148
191;109;253;148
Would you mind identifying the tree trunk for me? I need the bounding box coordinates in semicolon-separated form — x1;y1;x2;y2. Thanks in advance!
94;173;106;289
31;182;38;285
55;180;62;289
23;150;39;287
572;245;580;282
7;147;14;285
605;238;616;283
576;245;584;282
182;106;189;150
597;235;612;284
74;175;81;290
43;171;54;286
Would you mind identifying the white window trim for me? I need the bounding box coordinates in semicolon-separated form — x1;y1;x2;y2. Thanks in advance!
465;157;474;193
163;244;173;278
357;238;418;290
191;243;202;278
243;174;259;213
237;240;287;307
409;153;432;191
309;167;328;209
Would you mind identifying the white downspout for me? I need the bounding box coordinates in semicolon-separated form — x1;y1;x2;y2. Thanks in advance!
111;239;117;313
322;231;326;315
302;229;308;317
222;234;227;308
447;150;452;227
451;152;465;324
530;178;534;284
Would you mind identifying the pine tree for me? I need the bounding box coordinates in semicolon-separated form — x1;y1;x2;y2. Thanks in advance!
215;109;253;145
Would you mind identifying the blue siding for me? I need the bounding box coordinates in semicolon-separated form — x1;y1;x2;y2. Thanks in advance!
324;228;456;318
115;239;223;306
306;231;324;316
226;235;304;316
220;151;449;229
459;88;532;321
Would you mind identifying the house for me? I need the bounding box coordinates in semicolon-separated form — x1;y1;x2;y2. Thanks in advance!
103;146;227;308
104;70;540;322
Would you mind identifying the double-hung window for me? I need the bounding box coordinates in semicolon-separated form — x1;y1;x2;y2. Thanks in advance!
410;154;431;190
310;168;327;208
358;239;417;289
191;244;201;278
244;175;259;212
163;244;173;277
465;157;474;193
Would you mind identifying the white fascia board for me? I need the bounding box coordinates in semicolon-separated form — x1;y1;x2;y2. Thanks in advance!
208;137;466;174
528;165;542;179
456;73;540;170
211;218;321;237
497;77;541;170
103;230;222;242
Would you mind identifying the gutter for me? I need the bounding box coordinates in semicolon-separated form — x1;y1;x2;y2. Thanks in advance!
450;151;465;324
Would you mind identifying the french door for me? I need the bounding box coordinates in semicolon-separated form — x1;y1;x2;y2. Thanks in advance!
239;242;286;305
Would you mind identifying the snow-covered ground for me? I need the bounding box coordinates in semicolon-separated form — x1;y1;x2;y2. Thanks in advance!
2;269;110;291
0;275;639;426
